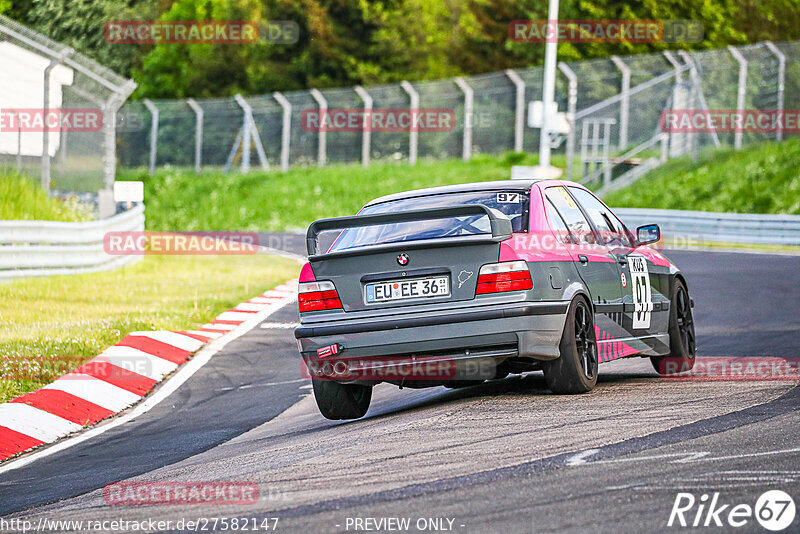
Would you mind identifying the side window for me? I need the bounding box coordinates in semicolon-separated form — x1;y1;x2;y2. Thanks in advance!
545;198;573;244
544;187;596;245
568;187;632;247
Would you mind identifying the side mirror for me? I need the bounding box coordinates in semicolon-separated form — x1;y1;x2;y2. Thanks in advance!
636;224;660;246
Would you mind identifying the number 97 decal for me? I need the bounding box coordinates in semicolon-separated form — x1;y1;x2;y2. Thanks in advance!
627;255;653;329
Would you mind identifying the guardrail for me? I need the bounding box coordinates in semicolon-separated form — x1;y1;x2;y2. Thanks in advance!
614;208;800;246
0;205;145;279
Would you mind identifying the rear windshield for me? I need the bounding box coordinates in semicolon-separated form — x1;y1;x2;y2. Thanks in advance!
328;190;530;252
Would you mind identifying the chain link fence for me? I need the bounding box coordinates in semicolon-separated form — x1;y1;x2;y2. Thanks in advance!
0;14;136;196
118;41;800;190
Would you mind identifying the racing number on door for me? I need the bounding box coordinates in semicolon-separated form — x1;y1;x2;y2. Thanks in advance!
627;255;653;329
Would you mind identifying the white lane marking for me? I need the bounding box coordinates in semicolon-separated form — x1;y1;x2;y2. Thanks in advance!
585;447;800;468
0;404;82;442
566;448;601;466
43;374;142;412
214;378;307;392
260;322;299;329
94;347;179;380
128;331;204;352
0;290;299;474
214;311;257;322
249;297;280;304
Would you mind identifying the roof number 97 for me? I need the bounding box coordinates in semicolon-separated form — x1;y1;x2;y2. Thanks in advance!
497;192;520;203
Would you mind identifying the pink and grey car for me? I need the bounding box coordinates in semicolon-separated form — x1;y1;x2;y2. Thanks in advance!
295;180;696;419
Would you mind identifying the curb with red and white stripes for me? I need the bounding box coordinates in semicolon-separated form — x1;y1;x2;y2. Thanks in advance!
0;279;299;462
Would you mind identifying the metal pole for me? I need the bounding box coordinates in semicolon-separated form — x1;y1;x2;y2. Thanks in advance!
454;77;473;161
678;50;720;148
354;86;373;167
504;69;525;153
16;113;22;175
142;98;159;176
764;41;786;142
187;98;203;172
233;94;251;173
42;50;72;192
538;0;559;167
400;81;419;165
309;89;327;167
558;62;577;181
663;51;682;82
273;92;291;172
104;81;135;191
728;46;747;150
610;55;630;150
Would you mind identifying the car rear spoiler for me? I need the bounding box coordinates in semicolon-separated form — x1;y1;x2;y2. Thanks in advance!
306;204;513;257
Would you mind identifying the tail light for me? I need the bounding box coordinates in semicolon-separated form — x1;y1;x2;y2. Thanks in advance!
298;281;343;312
476;261;532;295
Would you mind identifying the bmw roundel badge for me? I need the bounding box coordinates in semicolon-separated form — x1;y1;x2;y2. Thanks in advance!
397;253;409;266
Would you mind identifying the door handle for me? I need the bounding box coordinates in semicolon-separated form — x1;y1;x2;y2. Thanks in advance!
578;254;588;264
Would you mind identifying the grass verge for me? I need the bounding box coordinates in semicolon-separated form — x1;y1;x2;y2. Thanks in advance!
0;254;299;403
118;152;568;232
602;139;800;214
1;173;92;222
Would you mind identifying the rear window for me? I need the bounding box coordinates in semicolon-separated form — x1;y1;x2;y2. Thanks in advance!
328;190;530;252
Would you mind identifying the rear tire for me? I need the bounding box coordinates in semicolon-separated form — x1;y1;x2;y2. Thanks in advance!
651;279;696;376
311;379;372;420
544;296;598;394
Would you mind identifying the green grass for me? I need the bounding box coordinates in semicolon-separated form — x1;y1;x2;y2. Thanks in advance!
119;152;569;232
602;139;800;214
1;173;92;222
0;254;298;403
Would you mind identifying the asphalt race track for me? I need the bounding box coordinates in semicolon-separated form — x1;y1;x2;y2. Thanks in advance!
2;247;799;533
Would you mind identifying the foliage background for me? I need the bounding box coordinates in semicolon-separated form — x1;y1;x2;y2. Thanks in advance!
2;0;799;99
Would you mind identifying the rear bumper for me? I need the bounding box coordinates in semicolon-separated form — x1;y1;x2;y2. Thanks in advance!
295;300;569;361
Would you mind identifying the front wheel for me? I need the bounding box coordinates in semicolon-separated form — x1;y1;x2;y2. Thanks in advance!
651;279;696;376
544;296;598;394
312;379;372;420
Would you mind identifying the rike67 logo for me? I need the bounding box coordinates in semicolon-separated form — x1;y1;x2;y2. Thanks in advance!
668;491;796;531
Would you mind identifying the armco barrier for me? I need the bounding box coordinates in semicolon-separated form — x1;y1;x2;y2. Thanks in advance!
614;208;800;245
0;205;145;279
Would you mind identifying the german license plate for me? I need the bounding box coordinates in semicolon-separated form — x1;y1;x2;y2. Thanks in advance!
365;276;449;303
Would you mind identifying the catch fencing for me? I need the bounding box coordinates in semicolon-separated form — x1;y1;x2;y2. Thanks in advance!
118;41;800;193
0;14;136;195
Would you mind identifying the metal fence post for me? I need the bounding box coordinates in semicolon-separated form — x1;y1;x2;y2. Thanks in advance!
610;55;630;150
454;77;473;161
678;50;721;148
15;112;22;175
186;98;203;172
400;81;419;165
764;41;786;142
354;86;372;167
728;46;747;150
142;99;159;176
233;94;268;172
273;92;291;172
558;62;577;181
504;69;525;153
42;49;72;192
309;89;327;167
